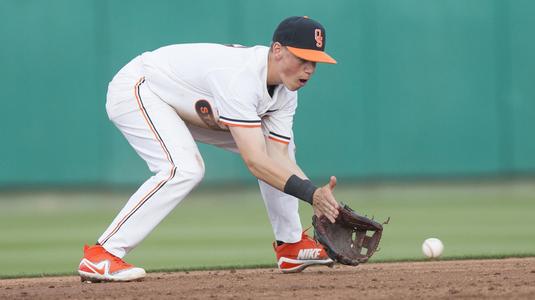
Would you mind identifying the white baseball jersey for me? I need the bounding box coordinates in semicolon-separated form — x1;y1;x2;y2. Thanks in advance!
100;43;304;257
140;43;297;145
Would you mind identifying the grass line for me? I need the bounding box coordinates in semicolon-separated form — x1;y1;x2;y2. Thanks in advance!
2;183;534;278
372;253;535;263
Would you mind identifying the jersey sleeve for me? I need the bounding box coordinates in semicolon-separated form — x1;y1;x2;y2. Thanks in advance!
207;70;262;128
262;94;298;145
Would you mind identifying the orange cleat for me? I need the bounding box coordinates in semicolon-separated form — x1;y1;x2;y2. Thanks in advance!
273;230;334;273
78;244;146;282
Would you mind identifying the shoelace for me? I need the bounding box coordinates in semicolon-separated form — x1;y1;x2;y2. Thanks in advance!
302;229;325;249
110;254;131;268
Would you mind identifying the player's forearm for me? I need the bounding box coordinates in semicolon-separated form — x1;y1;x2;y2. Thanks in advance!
264;139;308;179
228;126;309;193
268;151;307;179
287;159;307;179
243;154;297;191
245;152;319;206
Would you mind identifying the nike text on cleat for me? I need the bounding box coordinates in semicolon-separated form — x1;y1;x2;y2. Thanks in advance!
78;244;146;282
297;248;322;260
273;230;334;273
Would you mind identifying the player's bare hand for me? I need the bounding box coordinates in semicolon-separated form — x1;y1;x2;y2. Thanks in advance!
312;176;340;223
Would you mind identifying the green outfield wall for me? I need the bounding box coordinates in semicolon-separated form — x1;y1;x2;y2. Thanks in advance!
1;0;534;186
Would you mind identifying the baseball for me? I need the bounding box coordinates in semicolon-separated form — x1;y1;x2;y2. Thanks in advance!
422;238;444;258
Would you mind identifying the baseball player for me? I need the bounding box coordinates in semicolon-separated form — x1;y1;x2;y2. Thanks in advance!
78;16;339;282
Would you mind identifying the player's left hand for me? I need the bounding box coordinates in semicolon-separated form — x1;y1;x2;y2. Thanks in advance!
313;203;387;266
312;176;340;223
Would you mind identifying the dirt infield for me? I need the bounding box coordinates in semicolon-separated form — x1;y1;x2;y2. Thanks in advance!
2;258;535;299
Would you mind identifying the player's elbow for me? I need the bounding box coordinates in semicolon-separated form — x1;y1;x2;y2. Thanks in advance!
243;156;265;178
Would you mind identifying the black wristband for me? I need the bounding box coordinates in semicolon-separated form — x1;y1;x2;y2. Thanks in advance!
283;175;317;205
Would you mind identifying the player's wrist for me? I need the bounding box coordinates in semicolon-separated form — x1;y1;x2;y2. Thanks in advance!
283;175;317;205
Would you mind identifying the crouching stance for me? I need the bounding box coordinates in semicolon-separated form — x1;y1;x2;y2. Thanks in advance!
79;16;339;282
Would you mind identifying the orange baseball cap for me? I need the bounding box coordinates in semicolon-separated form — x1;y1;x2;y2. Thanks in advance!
272;16;337;64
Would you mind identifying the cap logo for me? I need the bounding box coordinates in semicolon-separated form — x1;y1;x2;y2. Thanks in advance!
314;29;323;48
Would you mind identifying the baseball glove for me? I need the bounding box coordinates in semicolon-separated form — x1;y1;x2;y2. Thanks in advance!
312;203;388;266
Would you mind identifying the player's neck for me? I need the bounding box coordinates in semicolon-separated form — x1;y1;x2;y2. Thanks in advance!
266;51;281;86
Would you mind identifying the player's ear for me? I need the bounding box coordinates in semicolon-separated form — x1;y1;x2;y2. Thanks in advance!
271;42;283;60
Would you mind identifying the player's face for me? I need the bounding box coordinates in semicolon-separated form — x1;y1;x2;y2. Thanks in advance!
279;47;316;91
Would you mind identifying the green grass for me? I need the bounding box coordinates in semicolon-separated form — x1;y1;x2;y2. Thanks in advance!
1;180;534;278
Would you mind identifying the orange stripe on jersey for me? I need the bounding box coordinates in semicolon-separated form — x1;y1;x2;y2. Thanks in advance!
219;120;262;128
268;136;290;144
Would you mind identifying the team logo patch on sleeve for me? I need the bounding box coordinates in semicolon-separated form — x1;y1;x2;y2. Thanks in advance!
195;100;226;131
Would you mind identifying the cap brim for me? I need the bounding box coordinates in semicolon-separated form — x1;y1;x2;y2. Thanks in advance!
287;46;337;64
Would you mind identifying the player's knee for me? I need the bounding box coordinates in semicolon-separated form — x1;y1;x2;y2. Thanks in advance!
179;154;205;185
186;162;205;185
153;153;205;188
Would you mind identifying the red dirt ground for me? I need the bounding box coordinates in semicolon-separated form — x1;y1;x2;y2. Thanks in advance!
1;258;535;299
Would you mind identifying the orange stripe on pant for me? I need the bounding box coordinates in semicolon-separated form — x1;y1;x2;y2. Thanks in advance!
100;77;177;245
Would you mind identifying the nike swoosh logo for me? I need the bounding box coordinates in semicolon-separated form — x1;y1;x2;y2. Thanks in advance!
92;264;106;275
82;259;108;275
